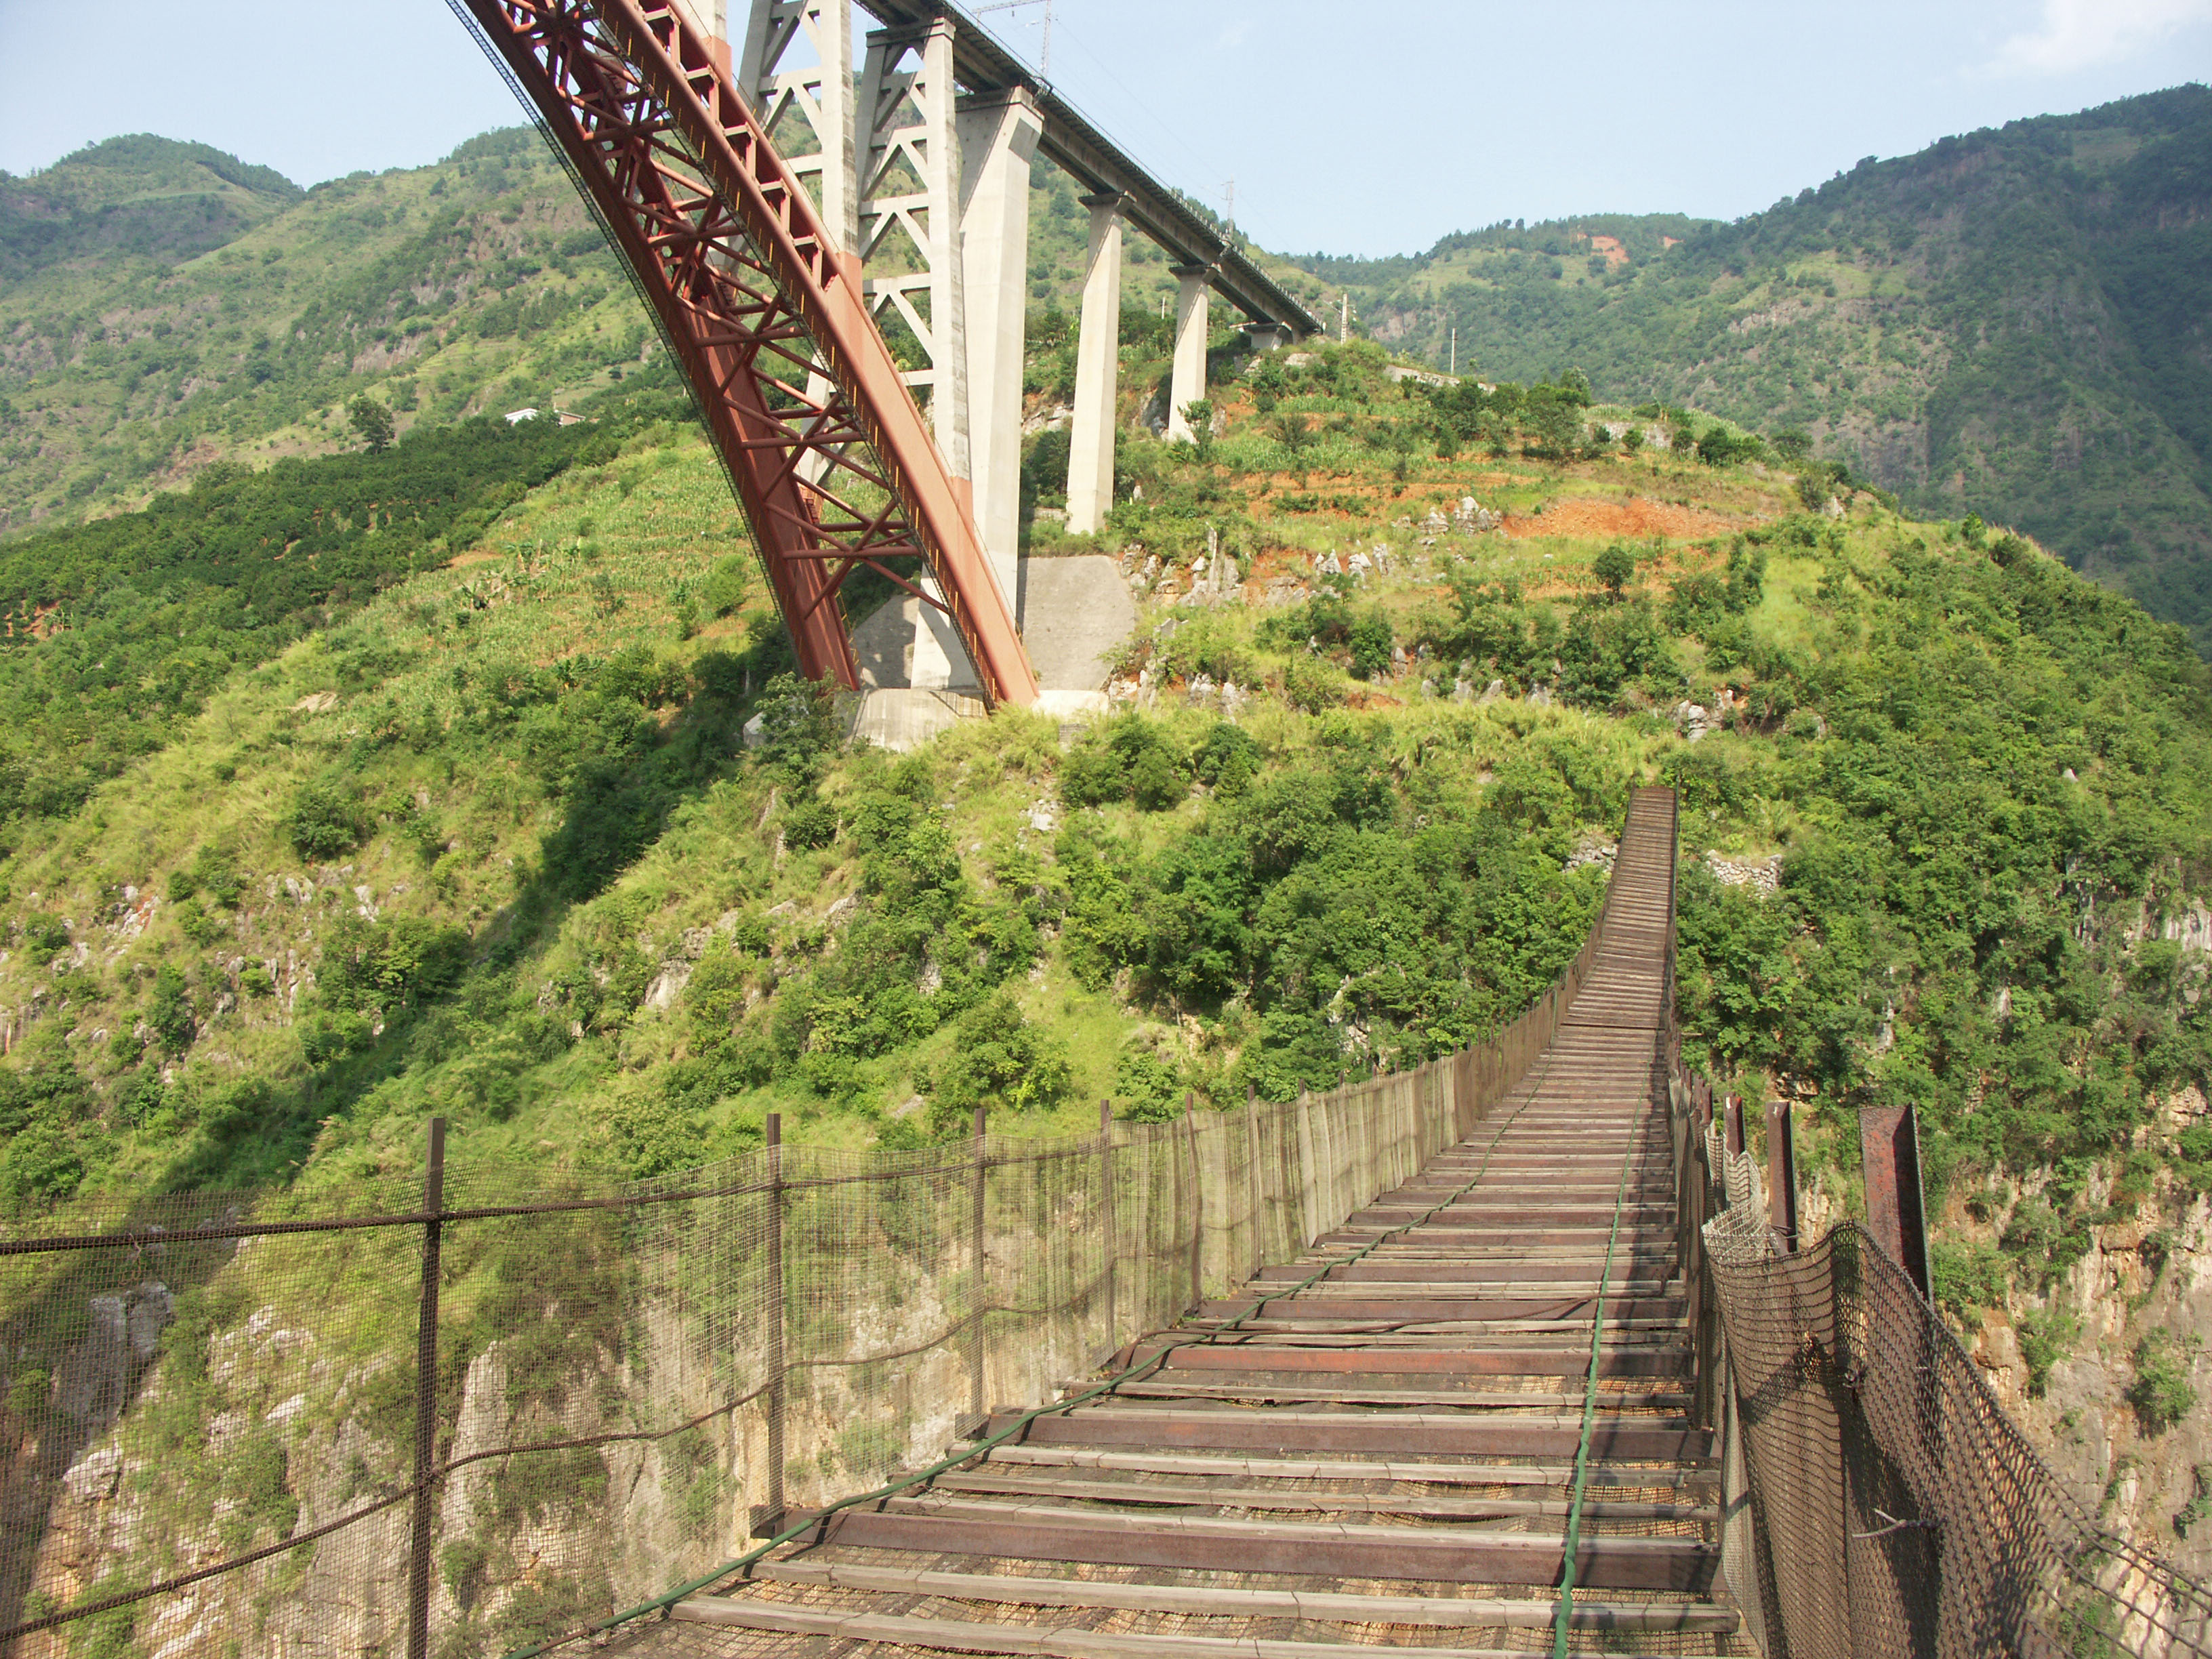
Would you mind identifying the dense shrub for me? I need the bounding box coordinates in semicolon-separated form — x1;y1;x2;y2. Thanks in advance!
2129;1330;2203;1433
924;994;1071;1134
281;779;367;861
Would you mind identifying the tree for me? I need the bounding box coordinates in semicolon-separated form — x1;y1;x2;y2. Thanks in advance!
1697;427;1761;468
1593;542;1636;600
1523;390;1580;458
282;778;367;861
752;672;838;783
926;994;1071;1134
347;395;394;452
1272;413;1315;458
700;553;750;617
1178;398;1216;460
1348;610;1396;679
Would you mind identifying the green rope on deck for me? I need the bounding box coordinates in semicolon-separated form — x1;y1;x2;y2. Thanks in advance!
1552;1097;1646;1659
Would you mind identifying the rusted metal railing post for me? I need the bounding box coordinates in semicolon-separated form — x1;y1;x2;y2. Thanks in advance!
405;1117;446;1659
760;1112;786;1532
1245;1084;1263;1284
1098;1099;1118;1359
1860;1105;1931;1301
1183;1092;1204;1311
1765;1098;1799;1253
970;1105;988;1422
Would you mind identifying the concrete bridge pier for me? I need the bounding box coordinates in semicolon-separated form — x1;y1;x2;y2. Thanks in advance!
738;0;855;249
1064;192;1125;536
956;89;1043;616
1166;262;1210;444
713;0;1316;724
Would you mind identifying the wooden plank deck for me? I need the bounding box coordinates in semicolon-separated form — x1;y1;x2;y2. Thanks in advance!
612;787;1741;1656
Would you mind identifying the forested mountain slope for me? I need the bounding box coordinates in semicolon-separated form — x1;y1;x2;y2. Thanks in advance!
1302;85;2212;653
0;130;661;535
11;87;2212;654
0;134;301;281
2;325;2209;1563
0;129;1253;541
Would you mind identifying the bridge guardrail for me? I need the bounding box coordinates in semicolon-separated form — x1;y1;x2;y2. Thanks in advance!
1663;794;2212;1658
0;808;1639;1659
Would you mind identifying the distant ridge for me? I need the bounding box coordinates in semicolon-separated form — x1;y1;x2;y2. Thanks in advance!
0;134;302;279
1293;84;2212;653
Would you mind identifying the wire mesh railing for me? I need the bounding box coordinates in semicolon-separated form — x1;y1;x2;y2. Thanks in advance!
1658;820;2212;1654
0;818;1627;1659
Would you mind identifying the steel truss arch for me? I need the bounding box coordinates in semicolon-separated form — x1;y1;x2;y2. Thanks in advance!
453;0;1037;706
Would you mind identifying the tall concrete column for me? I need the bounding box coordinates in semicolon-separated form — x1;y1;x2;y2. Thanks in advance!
1065;192;1125;537
739;0;856;251
956;89;1042;616
1165;264;1210;445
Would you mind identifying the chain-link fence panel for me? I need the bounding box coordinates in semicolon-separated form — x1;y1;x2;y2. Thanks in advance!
1;1177;428;1659
1700;1185;2212;1657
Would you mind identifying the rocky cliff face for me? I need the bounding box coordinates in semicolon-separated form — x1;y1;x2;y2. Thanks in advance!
2;1197;1059;1656
1967;1160;2212;1583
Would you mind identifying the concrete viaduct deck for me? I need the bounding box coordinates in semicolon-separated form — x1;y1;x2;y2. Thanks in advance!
849;0;1321;342
614;789;1740;1657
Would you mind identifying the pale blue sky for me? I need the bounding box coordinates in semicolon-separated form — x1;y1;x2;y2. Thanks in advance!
2;0;2207;256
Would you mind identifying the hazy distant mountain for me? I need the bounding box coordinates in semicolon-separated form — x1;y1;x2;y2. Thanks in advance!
0;134;302;278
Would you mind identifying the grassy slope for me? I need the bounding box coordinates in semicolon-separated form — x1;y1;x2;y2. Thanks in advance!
1298;86;2212;654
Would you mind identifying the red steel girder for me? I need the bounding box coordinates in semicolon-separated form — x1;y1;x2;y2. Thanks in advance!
455;0;1037;707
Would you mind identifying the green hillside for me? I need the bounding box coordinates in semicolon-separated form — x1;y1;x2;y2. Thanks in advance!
0;130;670;535
1;338;2205;1284
0;133;302;281
12;89;2212;657
1303;85;2212;654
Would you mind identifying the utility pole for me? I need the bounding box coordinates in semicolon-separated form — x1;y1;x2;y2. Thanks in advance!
1450;325;1456;377
977;0;1054;73
1223;179;1235;239
1338;291;1351;344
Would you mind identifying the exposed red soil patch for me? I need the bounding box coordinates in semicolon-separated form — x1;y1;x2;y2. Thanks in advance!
1502;497;1736;541
1587;235;1629;268
1242;546;1315;586
1342;688;1403;712
4;601;64;640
